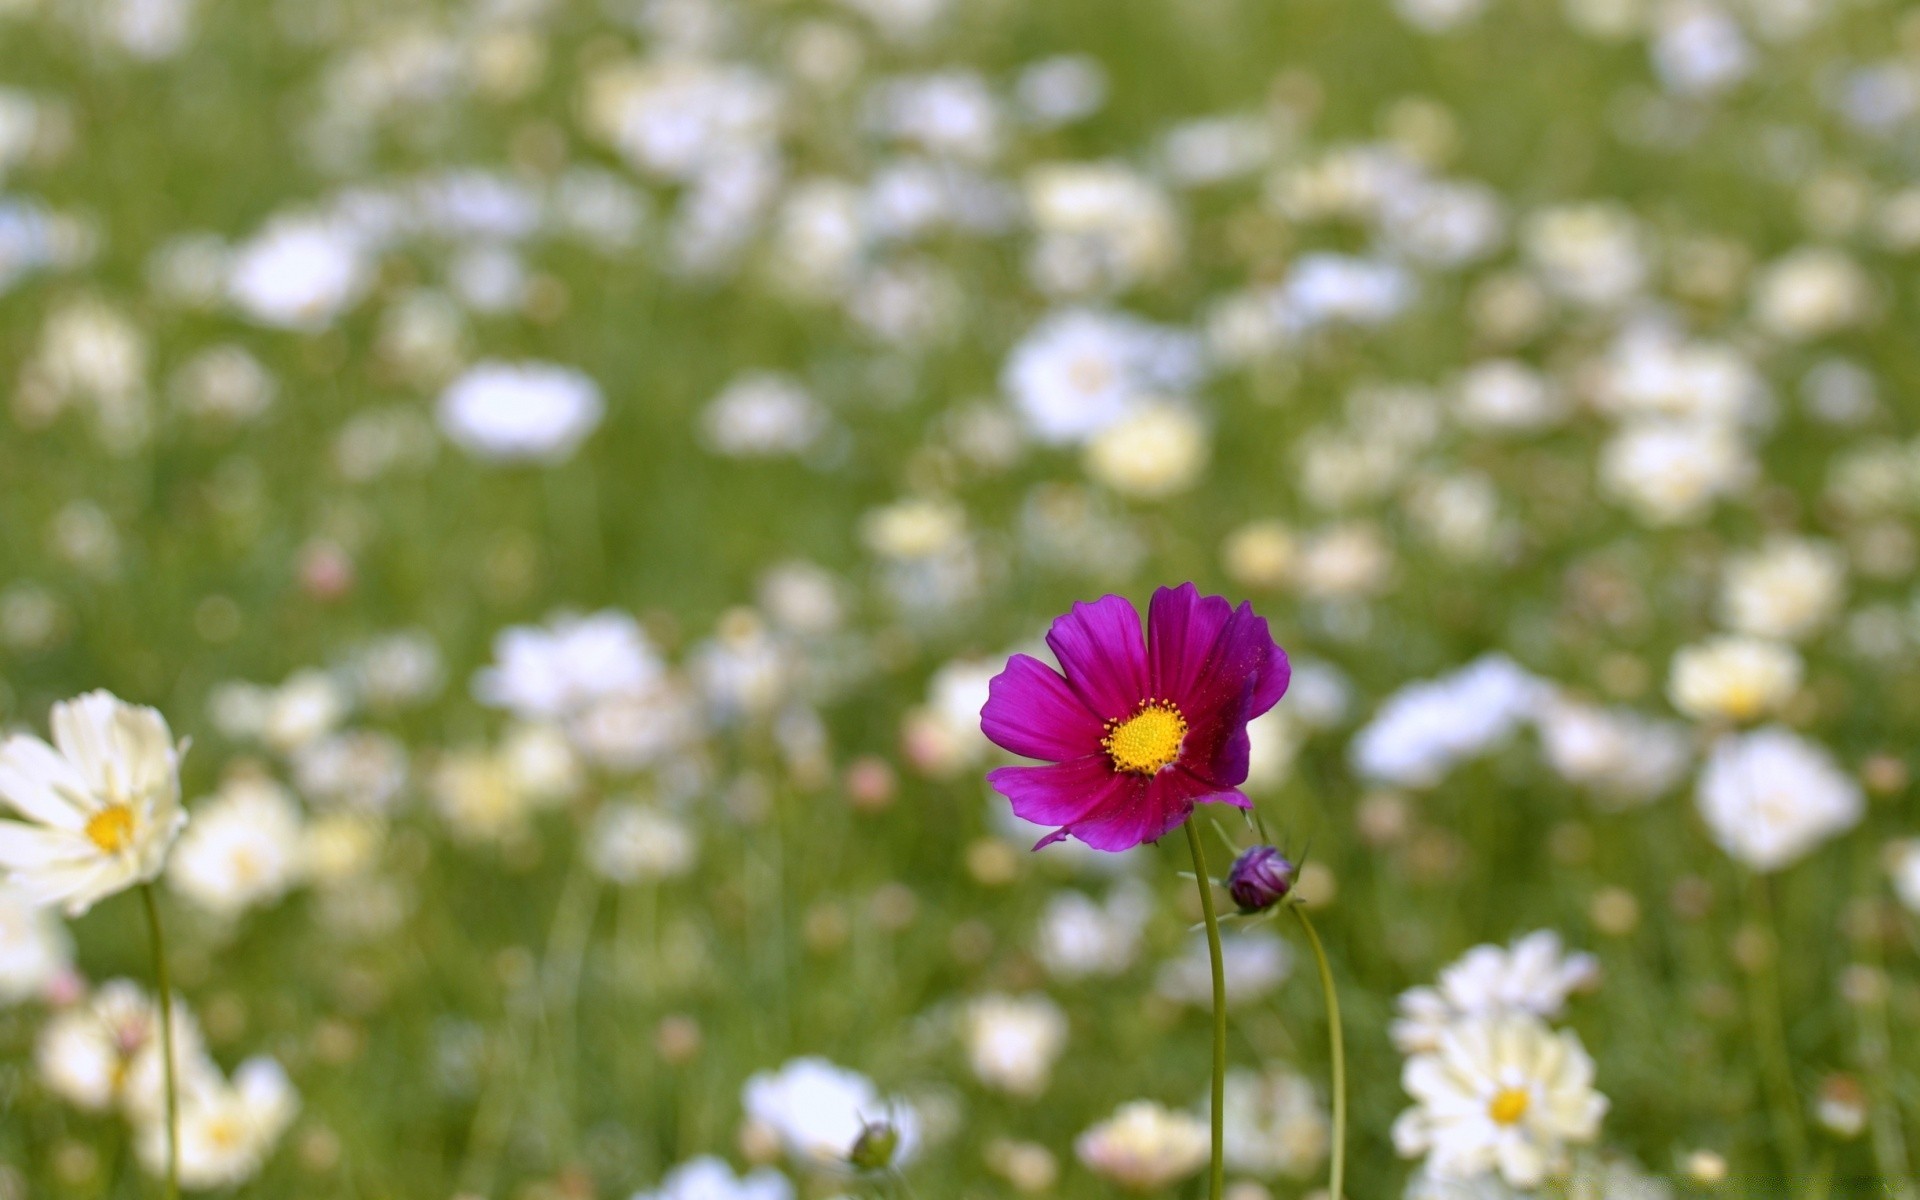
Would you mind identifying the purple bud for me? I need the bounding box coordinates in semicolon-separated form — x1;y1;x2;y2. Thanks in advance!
1227;845;1293;913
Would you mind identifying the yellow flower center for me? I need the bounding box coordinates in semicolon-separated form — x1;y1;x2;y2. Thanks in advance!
84;805;136;854
1103;701;1187;775
205;1115;246;1150
1489;1087;1531;1126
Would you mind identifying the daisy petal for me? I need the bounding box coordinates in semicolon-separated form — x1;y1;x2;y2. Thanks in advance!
0;736;91;830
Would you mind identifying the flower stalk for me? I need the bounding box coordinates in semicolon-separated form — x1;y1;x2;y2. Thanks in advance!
140;883;180;1200
1183;820;1226;1200
1293;904;1346;1200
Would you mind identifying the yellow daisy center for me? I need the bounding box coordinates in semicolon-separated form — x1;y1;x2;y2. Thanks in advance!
1103;701;1187;775
1489;1087;1531;1126
84;804;136;854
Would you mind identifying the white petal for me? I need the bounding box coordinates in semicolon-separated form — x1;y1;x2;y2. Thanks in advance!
0;736;91;829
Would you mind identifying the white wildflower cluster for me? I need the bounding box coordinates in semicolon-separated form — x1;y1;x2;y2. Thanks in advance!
0;693;296;1190
1392;933;1608;1190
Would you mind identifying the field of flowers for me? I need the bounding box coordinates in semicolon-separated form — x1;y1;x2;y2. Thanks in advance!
2;0;1919;1196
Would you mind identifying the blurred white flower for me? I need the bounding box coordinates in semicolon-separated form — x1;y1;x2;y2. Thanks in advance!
1394;0;1486;33
1025;161;1180;295
635;1156;794;1200
292;732;410;814
1157;930;1292;1007
1393;931;1600;1054
1001;308;1203;445
1075;1100;1209;1192
228;217;367;330
1667;635;1802;723
1695;726;1862;871
1523;203;1645;308
869;71;1001;162
1535;697;1690;806
963;992;1068;1098
1351;656;1546;787
1034;885;1150;980
1083;403;1209;498
1392;1014;1607;1189
1753;248;1871;340
1886;839;1920;914
701;372;828;458
1719;538;1846;640
438;361;605;464
588;801;697;885
1014;55;1107;127
1218;1067;1328;1180
1454;360;1566;433
474;611;664;722
1600;419;1752;525
1651;4;1752;96
170;344;275;425
38;979;211;1121
0;883;70;1003
900;658;996;777
0;691;186;915
585;60;781;183
136;1056;298;1190
1593;328;1767;426
167;775;305;919
1276;253;1415;328
741;1057;920;1168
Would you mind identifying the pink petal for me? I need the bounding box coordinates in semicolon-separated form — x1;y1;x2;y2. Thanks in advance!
980;654;1105;763
987;755;1130;828
1146;583;1234;703
1045;595;1148;722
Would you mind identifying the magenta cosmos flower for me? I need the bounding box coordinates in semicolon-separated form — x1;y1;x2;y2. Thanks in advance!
980;584;1290;852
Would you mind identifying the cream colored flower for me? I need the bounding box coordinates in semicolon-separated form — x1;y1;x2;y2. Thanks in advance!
1667;636;1801;723
37;979;212;1121
166;776;305;919
1392;1014;1607;1188
964;992;1068;1098
1083;403;1209;498
1075;1100;1209;1192
1718;537;1846;641
136;1056;299;1189
0;691;186;915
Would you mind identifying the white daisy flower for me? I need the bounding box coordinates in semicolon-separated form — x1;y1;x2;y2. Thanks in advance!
0;691;187;915
1393;931;1601;1054
1695;726;1863;872
741;1057;920;1168
136;1056;299;1190
1392;1014;1607;1189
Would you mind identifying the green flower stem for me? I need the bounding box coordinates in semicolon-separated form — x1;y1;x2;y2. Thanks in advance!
1293;904;1346;1200
140;883;179;1200
1745;871;1808;1180
1183;820;1226;1200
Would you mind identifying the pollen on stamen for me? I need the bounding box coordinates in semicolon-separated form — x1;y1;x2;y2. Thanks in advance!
84;805;136;855
1102;700;1188;775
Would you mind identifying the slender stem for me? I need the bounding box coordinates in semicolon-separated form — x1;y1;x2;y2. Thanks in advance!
1293;905;1346;1200
1183;820;1225;1200
1851;872;1915;1200
1744;871;1808;1179
140;884;179;1200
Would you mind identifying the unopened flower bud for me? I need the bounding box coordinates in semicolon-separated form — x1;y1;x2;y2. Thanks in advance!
849;1118;901;1172
1226;845;1293;913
